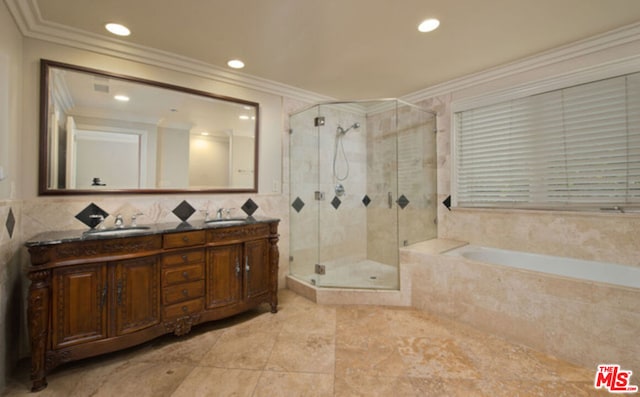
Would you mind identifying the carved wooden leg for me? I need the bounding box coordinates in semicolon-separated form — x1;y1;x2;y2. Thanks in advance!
28;271;51;392
269;228;280;314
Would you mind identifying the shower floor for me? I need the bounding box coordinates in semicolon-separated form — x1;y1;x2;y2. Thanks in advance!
304;258;399;290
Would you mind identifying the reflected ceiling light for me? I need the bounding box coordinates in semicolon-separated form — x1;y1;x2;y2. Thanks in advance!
418;18;440;33
201;132;209;136
105;23;131;36
239;115;250;120
114;94;130;102
227;59;245;69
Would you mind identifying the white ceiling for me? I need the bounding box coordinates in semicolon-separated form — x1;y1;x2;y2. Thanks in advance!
33;0;640;99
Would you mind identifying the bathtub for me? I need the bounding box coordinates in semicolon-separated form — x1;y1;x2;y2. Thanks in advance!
445;244;640;289
401;239;640;370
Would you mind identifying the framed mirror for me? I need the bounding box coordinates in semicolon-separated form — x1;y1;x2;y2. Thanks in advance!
39;59;259;195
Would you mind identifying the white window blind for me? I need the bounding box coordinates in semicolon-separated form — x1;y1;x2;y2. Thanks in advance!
455;72;640;210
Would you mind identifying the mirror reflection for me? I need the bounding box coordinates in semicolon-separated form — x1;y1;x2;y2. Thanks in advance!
41;60;259;194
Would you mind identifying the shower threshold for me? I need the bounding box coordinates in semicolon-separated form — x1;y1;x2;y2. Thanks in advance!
310;259;398;290
286;259;410;306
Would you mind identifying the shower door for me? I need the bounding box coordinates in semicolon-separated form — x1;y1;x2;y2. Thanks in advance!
314;102;400;289
289;105;322;286
289;100;435;290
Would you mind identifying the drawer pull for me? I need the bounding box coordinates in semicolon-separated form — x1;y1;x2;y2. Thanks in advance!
182;289;188;297
182;236;189;243
182;305;188;313
182;271;189;279
181;255;188;261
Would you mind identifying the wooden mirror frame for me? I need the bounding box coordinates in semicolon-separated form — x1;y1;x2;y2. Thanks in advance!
39;59;259;195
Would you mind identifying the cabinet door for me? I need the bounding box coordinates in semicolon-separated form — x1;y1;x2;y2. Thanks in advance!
244;239;270;300
52;263;108;349
206;244;242;309
113;256;160;336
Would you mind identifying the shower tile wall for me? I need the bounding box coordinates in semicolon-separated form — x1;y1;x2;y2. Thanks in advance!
289;106;368;279
366;105;437;267
396;105;438;247
319;107;367;265
289;107;320;276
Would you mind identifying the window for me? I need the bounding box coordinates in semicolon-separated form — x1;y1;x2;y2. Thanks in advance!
454;72;640;210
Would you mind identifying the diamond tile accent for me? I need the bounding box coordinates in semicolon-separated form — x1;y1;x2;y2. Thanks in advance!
241;198;259;216
362;195;371;207
442;195;452;211
331;196;341;209
291;197;305;213
5;208;15;238
397;194;410;209
173;200;196;222
75;203;109;228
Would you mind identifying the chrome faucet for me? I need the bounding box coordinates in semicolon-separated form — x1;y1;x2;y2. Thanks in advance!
114;214;124;228
200;209;211;222
216;208;225;219
131;212;143;227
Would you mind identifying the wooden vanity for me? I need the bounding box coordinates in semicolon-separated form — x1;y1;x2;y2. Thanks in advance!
25;219;279;392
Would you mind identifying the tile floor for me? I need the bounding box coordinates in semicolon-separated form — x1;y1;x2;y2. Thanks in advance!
3;290;606;396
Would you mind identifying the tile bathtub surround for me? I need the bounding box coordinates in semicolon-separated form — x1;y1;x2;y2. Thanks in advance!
4;290;605;396
401;240;640;372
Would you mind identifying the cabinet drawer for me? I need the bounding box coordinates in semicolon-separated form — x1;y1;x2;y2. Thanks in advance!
162;249;205;267
163;231;205;249
163;298;203;319
163;280;204;305
162;264;204;286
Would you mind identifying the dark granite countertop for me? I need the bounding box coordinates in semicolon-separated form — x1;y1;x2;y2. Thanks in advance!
25;216;280;247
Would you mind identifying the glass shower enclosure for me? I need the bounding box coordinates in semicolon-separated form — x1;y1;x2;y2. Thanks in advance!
289;99;437;290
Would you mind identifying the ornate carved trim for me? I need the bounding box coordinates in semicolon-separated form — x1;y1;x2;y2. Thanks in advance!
45;350;72;372
163;314;201;336
28;280;50;387
207;224;269;242
56;243;100;259
28;246;52;266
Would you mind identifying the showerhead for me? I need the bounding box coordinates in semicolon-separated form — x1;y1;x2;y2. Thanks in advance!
337;122;361;135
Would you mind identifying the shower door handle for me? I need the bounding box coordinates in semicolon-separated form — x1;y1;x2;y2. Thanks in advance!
388;192;393;209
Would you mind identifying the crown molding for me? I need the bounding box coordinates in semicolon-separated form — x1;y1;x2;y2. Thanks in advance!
402;21;640;104
7;0;640;108
4;0;333;104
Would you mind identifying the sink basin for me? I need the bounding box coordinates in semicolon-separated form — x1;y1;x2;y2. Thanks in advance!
205;219;247;226
84;226;151;237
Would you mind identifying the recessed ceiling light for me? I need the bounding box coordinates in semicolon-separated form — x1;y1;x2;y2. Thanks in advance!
227;59;245;69
418;18;440;33
201;132;209;136
239;115;250;120
114;95;130;102
105;23;131;36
